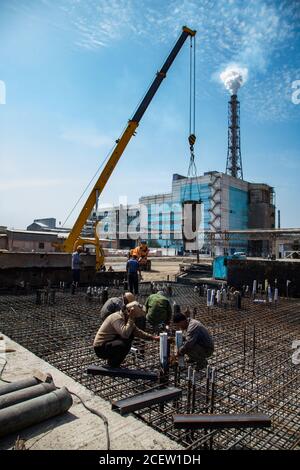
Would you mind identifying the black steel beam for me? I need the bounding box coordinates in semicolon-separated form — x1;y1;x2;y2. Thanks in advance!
173;413;271;430
86;365;158;381
112;387;182;415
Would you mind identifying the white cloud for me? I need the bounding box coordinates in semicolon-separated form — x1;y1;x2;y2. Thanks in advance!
7;0;300;122
243;65;300;122
56;0;299;121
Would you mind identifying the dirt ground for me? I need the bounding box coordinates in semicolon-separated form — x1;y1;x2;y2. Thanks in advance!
105;256;212;282
140;259;182;282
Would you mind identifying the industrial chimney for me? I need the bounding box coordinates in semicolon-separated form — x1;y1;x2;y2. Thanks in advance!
226;94;243;179
220;65;247;180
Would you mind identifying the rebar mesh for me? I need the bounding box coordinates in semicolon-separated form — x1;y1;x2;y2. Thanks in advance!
0;283;299;450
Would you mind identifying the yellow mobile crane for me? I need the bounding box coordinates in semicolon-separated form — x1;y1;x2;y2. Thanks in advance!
58;26;196;270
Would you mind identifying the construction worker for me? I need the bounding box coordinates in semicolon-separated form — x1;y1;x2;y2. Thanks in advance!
145;291;172;327
126;254;142;295
71;245;83;292
173;313;214;370
93;301;159;368
100;292;135;321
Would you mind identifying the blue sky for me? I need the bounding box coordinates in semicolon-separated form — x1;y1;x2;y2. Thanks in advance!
0;0;299;229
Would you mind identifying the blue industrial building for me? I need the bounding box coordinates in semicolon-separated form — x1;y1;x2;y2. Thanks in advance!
96;171;275;256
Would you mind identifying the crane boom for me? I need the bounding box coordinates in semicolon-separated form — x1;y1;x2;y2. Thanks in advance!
61;26;196;268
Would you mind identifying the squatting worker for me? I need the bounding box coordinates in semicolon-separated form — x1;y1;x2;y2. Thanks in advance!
173;313;214;370
145;291;172;327
126;255;142;295
71;245;83;287
93;301;159;368
100;292;135;321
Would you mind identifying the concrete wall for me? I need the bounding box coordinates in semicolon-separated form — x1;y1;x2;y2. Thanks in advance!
227;259;300;297
0;252;126;289
0;236;7;250
0;252;79;268
7;239;56;252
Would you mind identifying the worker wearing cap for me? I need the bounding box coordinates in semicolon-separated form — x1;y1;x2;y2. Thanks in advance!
93;301;159;368
100;292;135;322
71;245;83;291
145;291;172;328
173;313;214;370
126;255;142;295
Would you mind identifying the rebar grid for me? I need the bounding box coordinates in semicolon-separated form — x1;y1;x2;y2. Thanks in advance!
0;283;299;450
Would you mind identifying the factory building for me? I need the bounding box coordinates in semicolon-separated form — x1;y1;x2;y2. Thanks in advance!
94;88;275;256
95;172;275;256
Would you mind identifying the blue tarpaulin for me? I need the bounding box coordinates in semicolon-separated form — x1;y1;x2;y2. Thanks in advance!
213;256;228;280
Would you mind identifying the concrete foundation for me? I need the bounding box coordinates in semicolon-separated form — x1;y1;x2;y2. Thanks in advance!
227;259;300;297
0;252;126;289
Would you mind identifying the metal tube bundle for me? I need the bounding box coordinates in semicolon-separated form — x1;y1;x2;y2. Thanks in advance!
0;387;73;438
252;280;257;298
159;333;168;371
0;382;56;410
206;289;211;307
0;377;40;396
175;331;184;368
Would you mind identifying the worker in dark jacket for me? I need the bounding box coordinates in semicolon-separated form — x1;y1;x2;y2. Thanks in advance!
93;301;159;367
173;313;214;370
100;292;135;321
71;245;83;292
145;291;172;327
126;255;142;295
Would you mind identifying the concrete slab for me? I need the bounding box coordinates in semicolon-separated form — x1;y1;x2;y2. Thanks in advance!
0;333;182;451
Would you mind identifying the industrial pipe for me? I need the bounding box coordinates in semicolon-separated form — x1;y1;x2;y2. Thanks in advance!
175;331;184;368
0;377;40;396
0;387;73;438
0;382;56;410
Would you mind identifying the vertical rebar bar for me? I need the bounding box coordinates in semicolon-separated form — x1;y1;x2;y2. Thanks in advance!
186;366;192;414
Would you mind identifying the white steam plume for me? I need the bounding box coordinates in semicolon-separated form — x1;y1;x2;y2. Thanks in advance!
220;65;248;95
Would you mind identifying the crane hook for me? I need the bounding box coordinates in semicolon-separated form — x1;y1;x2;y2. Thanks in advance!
188;133;196;152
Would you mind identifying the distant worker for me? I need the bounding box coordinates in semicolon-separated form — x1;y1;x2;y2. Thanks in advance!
173;313;214;370
93;301;159;368
100;292;135;322
145;291;172;327
126;255;142;295
71;245;83;292
108;266;114;272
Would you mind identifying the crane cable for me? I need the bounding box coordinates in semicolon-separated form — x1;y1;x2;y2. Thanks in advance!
184;35;201;201
189;33;196;140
